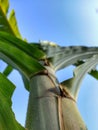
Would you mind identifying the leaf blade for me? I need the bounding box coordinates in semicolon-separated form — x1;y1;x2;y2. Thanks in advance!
8;9;22;39
3;64;13;76
0;31;46;60
0;33;45;80
0;0;9;15
0;0;22;39
0;73;25;130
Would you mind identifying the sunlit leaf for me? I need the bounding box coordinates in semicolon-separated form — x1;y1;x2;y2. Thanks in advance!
61;55;98;100
0;0;46;88
0;73;25;130
0;5;13;34
0;0;9;15
0;0;22;76
0;32;45;80
0;0;22;38
8;9;22;38
0;31;46;59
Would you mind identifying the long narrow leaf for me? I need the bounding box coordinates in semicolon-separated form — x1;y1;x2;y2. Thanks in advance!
0;0;9;15
0;0;22;76
0;6;13;34
0;73;25;130
3;65;30;91
0;35;45;80
0;0;21;37
22;74;30;91
8;9;22;38
0;1;45;88
0;32;46;60
61;55;98;100
3;64;13;76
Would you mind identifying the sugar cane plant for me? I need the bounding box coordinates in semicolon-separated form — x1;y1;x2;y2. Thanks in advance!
0;0;98;130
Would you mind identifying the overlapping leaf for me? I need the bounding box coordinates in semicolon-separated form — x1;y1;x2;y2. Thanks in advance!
0;31;46;60
0;0;21;76
0;5;13;34
0;73;25;130
0;0;46;91
61;55;98;100
8;9;22;38
0;0;9;15
0;32;45;80
0;1;46;78
3;64;13;76
0;0;21;37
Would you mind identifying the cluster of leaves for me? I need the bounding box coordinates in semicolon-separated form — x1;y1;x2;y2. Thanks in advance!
0;0;98;129
0;0;45;129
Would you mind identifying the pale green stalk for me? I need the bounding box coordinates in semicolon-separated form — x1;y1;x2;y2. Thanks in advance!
25;65;87;130
25;66;60;130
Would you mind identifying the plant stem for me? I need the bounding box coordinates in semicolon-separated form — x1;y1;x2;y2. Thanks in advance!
25;66;60;130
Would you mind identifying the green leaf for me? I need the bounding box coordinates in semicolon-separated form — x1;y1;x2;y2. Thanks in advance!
0;5;13;34
61;55;98;100
8;9;22;39
89;69;98;79
0;0;23;78
3;64;13;76
0;0;45;91
0;0;9;15
0;73;25;130
3;65;30;91
22;74;30;91
0;32;45;80
0;0;22;38
0;32;45;90
39;41;98;71
0;31;46;60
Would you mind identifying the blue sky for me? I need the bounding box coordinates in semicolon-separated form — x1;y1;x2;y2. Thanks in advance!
0;0;98;129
